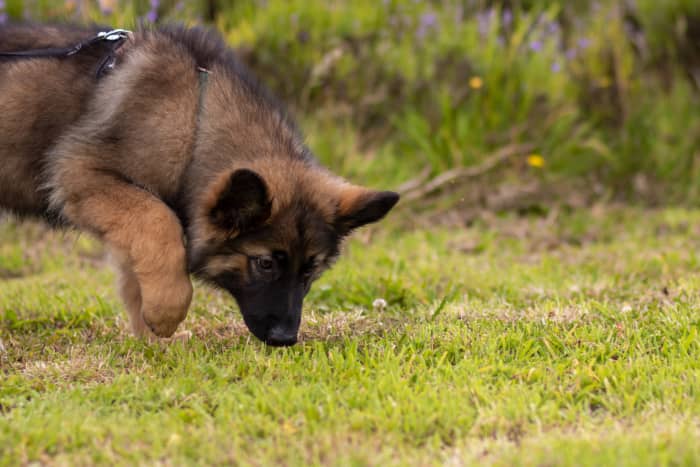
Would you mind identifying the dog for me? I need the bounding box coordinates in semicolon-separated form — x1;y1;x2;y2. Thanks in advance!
0;23;399;346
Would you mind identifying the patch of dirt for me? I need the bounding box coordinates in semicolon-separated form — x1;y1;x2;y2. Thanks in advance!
0;268;28;279
398;173;605;229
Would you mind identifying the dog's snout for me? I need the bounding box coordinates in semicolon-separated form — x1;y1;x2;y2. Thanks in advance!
237;284;303;346
265;326;298;347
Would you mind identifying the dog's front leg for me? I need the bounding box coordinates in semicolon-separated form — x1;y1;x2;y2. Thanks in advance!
113;253;147;336
54;172;193;338
114;254;192;341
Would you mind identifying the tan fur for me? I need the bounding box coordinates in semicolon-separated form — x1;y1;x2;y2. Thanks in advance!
115;252;192;341
1;24;398;343
199;254;249;280
53;164;194;336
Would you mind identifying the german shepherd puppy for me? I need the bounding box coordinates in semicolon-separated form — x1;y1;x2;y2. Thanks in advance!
0;24;399;346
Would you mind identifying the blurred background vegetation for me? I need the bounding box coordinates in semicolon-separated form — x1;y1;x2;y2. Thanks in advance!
2;0;700;213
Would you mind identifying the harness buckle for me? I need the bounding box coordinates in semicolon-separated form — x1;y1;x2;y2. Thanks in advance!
97;29;132;42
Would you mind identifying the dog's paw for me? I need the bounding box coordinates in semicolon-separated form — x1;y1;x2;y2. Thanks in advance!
141;328;192;344
140;281;193;337
143;313;185;338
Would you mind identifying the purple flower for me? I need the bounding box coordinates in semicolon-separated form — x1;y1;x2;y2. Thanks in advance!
477;9;494;37
577;38;591;49
99;0;114;16
146;0;159;22
0;13;6;24
551;61;561;73
416;11;438;39
529;40;543;52
566;48;577;60
0;0;5;10
547;21;560;35
502;9;513;28
421;12;437;28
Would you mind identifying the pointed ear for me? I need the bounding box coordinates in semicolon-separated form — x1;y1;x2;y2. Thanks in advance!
335;188;400;235
209;169;272;232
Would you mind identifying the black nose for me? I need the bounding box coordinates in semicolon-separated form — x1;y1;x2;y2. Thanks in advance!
266;326;298;347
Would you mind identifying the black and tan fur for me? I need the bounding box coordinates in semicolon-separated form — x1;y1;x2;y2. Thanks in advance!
0;24;398;346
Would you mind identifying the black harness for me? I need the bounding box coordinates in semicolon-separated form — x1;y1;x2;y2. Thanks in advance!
0;29;131;78
0;28;211;119
1;27;213;226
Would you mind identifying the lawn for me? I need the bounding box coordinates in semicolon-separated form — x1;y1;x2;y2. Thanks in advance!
2;0;700;464
1;207;699;465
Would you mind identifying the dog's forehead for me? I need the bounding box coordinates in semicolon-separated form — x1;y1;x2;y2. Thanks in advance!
232;202;338;259
279;202;339;257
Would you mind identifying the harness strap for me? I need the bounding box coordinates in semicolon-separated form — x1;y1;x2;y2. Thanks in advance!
2;28;212;157
196;66;210;123
0;29;131;78
190;66;211;163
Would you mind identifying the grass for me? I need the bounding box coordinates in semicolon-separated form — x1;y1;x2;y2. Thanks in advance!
2;207;700;465
2;2;700;464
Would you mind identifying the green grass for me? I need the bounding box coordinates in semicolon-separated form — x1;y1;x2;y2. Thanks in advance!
2;207;700;465
2;2;700;464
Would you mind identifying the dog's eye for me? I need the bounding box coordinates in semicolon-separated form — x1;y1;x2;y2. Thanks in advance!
255;256;274;271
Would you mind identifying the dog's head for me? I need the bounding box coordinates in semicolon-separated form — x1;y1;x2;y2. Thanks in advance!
188;165;399;346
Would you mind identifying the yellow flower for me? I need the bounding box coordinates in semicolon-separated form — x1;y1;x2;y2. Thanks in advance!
469;76;483;90
282;421;297;435
527;154;545;168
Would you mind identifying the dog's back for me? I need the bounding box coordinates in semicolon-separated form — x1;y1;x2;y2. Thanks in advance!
0;24;109;218
0;24;297;220
0;23;103;51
